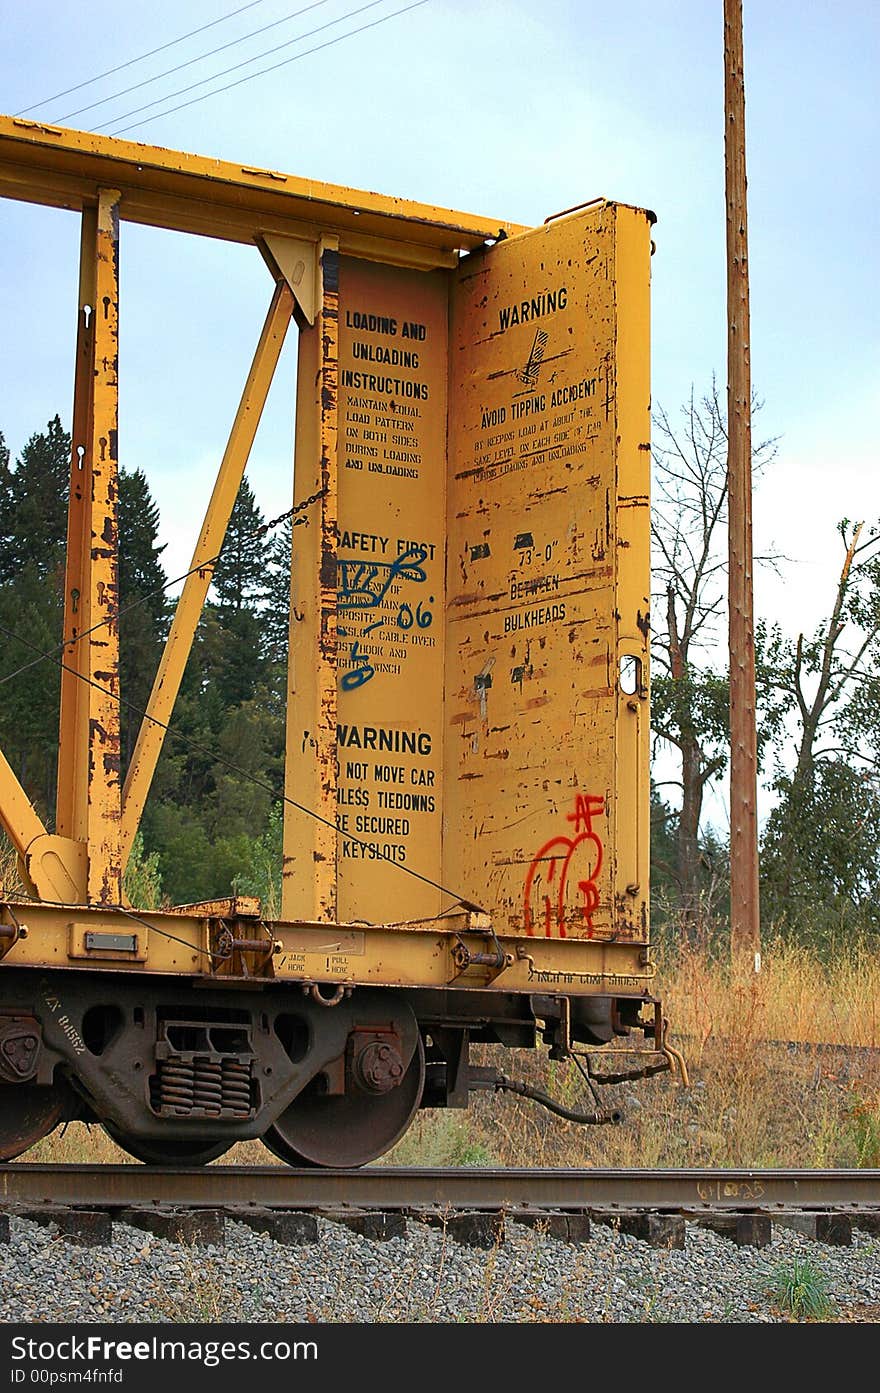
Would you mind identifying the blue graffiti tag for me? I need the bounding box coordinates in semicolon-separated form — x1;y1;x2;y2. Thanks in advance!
337;546;432;689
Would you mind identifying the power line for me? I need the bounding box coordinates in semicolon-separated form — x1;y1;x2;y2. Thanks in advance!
99;0;414;136
106;0;430;137
54;0;334;126
0;615;479;913
15;0;271;117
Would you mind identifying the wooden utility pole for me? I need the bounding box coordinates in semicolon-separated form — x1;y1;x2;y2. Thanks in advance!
724;0;761;973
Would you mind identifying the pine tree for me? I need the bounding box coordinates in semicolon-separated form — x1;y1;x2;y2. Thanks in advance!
202;478;270;708
118;467;168;771
0;431;11;566
0;416;70;583
0;420;70;810
211;479;267;613
263;514;292;663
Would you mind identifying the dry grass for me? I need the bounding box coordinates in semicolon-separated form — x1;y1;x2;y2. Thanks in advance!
0;835;26;899
666;936;880;1051
22;1126;276;1166
386;937;880;1172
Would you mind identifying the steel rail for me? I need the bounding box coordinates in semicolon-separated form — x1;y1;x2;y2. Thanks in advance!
2;1165;880;1214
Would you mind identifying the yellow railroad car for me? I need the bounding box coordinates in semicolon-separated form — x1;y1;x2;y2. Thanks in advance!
0;117;671;1166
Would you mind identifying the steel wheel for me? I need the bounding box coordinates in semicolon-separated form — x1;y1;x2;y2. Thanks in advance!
264;1033;425;1168
103;1126;232;1166
0;1084;69;1160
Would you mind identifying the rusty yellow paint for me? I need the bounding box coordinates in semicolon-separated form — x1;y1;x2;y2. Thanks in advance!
23;835;87;905
0;898;654;998
119;280;296;868
444;203;653;945
332;257;449;923
612;207;653;939
55;205;98;873
0;116;524;268
0;746;46;861
52;189;123;906
282;240;341;922
67;919;148;962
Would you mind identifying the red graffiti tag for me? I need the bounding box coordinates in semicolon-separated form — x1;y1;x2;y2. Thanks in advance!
523;794;605;938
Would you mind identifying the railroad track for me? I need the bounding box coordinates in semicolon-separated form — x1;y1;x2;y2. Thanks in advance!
2;1165;879;1251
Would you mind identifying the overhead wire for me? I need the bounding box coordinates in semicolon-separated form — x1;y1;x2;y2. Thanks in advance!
0;617;480;913
14;0;272;116
53;0;335;126
105;0;430;136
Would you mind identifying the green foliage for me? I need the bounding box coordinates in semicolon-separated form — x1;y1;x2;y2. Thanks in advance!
123;830;163;911
0;416;70;583
759;520;880;944
211;479;267;613
770;1257;835;1322
118;467;168;771
649;783;731;951
232;802;283;918
447;1130;495;1167
843;1091;880;1168
0;557;64;814
761;762;880;941
651;669;731;780
263;515;292;664
144;802;267;907
0;419;71;813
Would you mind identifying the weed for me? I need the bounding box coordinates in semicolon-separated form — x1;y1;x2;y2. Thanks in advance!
155;1248;232;1322
770;1256;836;1322
449;1133;495;1167
844;1090;880;1167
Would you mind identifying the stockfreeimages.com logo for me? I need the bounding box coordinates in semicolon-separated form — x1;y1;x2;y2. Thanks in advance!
11;1335;317;1374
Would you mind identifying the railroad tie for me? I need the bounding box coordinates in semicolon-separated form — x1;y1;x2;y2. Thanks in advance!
318;1209;406;1242
23;1208;112;1247
418;1210;506;1249
227;1208;319;1246
694;1213;772;1248
118;1208;226;1247
772;1212;852;1246
590;1210;685;1249
512;1211;591;1244
853;1213;880;1239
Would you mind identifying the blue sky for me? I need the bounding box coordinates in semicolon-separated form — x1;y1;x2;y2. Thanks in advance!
1;0;878;786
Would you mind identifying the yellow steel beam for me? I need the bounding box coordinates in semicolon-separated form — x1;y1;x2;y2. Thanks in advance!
281;241;340;922
0;117;526;267
86;188;123;907
51;189;123;906
119;279;297;866
55;206;97;865
0;898;655;997
0;706;87;904
0;747;46;862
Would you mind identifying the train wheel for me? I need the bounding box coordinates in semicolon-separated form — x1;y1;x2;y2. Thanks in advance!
0;1083;69;1160
264;1033;425;1168
102;1126;232;1167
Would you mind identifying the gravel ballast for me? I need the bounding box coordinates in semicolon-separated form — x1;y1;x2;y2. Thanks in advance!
1;1212;879;1323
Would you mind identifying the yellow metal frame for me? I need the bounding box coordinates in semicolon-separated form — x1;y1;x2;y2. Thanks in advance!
0;116;654;1002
